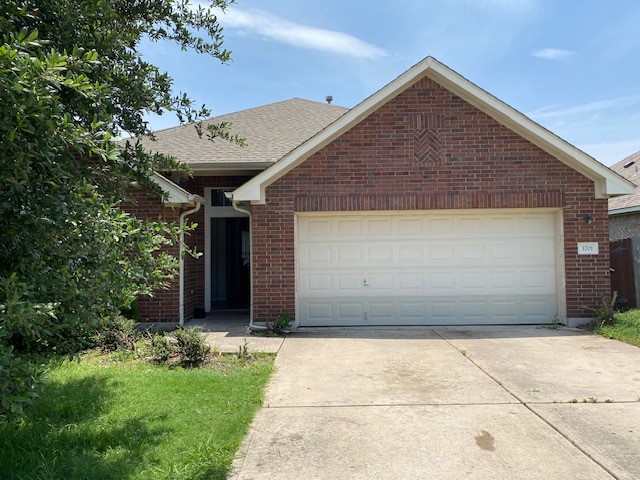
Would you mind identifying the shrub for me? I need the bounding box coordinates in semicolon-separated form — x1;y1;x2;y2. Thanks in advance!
149;333;173;364
173;328;209;367
0;346;42;418
0;274;56;418
265;314;293;335
587;292;618;327
93;316;139;353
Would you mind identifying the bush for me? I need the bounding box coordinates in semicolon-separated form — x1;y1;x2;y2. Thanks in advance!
173;328;209;367
587;292;618;327
93;316;139;353
149;333;173;364
0;274;57;418
0;346;42;418
265;313;293;335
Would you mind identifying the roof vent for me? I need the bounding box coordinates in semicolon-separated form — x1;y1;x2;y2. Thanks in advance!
623;160;635;168
325;95;333;105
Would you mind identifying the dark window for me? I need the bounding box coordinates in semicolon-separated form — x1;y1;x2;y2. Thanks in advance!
211;189;232;207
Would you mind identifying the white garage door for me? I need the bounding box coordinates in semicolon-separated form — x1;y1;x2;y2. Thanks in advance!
296;211;560;326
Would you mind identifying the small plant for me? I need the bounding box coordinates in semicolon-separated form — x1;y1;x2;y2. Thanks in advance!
585;292;618;327
237;338;250;359
583;397;598;403
460;349;467;357
265;313;292;335
604;399;613;403
542;314;562;330
173;327;209;367
149;333;173;364
569;399;578;403
93;316;139;352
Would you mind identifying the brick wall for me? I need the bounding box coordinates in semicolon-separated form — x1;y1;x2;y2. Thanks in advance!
251;77;610;323
610;213;640;241
123;187;182;322
124;176;252;322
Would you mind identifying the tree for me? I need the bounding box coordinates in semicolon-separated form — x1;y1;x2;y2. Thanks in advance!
0;0;238;417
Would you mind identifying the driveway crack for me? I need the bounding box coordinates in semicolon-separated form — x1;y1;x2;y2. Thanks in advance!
431;329;619;480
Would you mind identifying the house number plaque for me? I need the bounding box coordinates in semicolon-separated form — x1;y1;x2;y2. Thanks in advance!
577;242;599;255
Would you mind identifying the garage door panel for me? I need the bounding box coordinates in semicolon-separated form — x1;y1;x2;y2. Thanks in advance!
428;244;455;263
305;295;559;325
297;212;559;326
398;244;424;262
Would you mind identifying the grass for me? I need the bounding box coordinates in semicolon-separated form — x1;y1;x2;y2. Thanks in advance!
0;351;273;480
597;309;640;347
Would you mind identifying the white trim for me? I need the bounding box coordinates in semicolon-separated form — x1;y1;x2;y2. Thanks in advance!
293;213;300;329
609;205;640;216
189;162;272;172
555;209;567;324
152;172;204;206
232;56;634;204
203;188;248;313
294;207;562;218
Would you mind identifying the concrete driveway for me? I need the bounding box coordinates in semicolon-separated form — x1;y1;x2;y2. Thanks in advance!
230;327;640;480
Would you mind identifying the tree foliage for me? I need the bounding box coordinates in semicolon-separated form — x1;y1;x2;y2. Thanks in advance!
0;0;236;417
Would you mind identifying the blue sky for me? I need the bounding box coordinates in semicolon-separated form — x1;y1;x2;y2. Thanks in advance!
141;0;640;166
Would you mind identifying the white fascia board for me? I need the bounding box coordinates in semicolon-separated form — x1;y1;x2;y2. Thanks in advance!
232;56;635;204
609;205;640;216
152;172;204;206
189;161;273;172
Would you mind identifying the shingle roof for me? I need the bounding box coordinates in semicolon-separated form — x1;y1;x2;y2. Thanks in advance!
609;150;640;212
136;98;347;167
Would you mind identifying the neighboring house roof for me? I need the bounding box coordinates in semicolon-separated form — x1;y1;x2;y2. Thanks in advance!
233;56;635;204
609;150;640;215
137;98;347;172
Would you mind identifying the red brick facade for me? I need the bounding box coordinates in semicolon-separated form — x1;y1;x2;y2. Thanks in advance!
251;77;610;323
123;188;182;322
126;176;251;322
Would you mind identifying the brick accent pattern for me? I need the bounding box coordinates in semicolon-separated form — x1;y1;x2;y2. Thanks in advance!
411;113;444;163
610;213;640;241
252;77;610;324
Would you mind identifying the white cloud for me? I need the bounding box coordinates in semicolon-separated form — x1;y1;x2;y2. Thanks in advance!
527;95;640;120
213;7;387;59
532;48;576;60
579;139;640;166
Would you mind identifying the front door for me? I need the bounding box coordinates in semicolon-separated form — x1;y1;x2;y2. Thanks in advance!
210;217;250;311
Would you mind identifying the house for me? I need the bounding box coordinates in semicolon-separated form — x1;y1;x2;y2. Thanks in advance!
130;56;634;328
608;150;640;240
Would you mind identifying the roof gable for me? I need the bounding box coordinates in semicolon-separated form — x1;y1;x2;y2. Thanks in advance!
232;56;634;204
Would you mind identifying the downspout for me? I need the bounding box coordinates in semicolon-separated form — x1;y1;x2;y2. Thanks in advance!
231;199;267;331
179;200;202;327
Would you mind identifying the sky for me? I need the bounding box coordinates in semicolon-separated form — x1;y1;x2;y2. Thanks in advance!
140;0;640;166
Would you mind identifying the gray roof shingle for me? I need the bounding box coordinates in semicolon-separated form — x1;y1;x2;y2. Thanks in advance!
609;150;640;212
136;98;347;167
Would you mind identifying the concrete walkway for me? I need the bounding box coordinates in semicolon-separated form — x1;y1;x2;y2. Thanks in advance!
230;326;640;480
186;316;284;354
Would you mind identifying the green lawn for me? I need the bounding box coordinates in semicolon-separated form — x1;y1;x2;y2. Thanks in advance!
597;309;640;347
0;352;273;480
